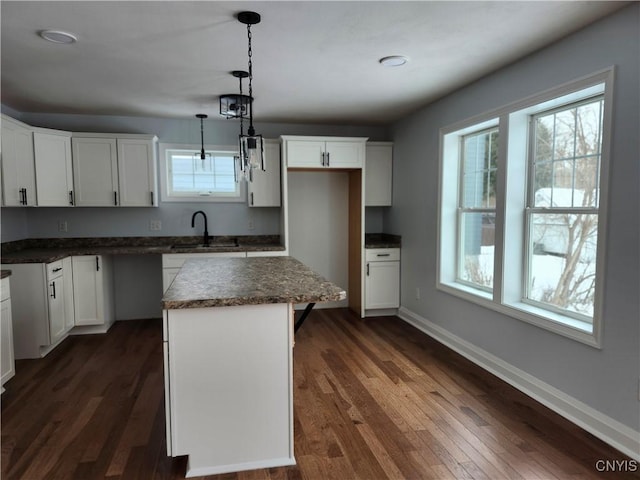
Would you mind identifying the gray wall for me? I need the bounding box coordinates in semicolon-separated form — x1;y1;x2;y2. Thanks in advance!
387;4;639;431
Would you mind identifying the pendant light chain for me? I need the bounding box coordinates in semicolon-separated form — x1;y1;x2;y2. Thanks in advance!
247;23;254;135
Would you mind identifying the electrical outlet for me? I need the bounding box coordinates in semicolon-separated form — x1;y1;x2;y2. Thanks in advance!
248;219;255;231
58;220;68;232
149;220;162;231
415;287;420;300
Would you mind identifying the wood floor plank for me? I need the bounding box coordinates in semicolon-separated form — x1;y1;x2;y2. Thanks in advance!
2;311;638;480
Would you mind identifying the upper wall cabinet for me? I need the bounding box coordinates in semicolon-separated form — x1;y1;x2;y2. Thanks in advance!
72;133;158;207
365;142;393;207
1;114;36;206
33;128;74;207
281;136;367;169
248;139;281;207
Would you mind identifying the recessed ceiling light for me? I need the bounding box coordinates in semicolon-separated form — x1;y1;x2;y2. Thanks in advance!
379;55;409;67
38;30;78;44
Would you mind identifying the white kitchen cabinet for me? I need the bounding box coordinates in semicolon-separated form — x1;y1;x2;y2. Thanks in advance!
365;142;393;206
1;276;15;390
33;128;74;206
71;255;115;328
72;136;118;206
162;252;247;293
0;259;73;359
1;114;36;206
117;137;158;206
248;139;281;207
72;133;158;207
282;135;367;169
364;248;400;312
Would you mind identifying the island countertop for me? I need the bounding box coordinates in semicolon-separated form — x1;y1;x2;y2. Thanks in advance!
162;256;346;309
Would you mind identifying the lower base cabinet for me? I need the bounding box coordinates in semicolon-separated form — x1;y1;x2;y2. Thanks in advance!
364;248;400;315
1;255;114;359
72;255;115;329
1;276;15;390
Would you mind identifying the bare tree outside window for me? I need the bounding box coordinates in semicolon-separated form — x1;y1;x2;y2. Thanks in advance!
527;97;603;318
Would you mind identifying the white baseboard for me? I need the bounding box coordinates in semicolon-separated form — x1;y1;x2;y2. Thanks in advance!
397;306;640;461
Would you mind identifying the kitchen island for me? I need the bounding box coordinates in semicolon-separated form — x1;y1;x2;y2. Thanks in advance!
161;256;345;477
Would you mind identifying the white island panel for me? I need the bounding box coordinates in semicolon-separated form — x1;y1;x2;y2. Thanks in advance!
165;302;295;477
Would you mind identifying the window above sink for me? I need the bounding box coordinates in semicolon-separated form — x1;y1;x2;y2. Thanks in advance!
159;143;246;203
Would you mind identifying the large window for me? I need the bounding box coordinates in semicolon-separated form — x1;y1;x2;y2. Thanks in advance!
159;144;243;202
457;128;498;291
525;98;603;319
438;69;613;346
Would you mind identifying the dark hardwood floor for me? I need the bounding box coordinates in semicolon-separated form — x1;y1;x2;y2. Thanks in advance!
1;309;637;479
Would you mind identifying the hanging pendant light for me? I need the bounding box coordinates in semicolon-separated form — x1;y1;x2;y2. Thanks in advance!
193;114;212;173
237;11;265;174
220;71;251;120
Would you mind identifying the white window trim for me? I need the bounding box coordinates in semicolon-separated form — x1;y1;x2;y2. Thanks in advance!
437;67;614;348
159;142;246;203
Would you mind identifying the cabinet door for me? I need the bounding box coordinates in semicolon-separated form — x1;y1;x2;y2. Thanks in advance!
62;257;75;331
1;297;15;387
1;116;36;206
365;143;393;206
117;138;157;206
72;137;119;206
365;261;400;309
248;139;281;207
48;277;67;344
285;140;325;168
325;141;364;168
33;131;74;206
72;256;105;326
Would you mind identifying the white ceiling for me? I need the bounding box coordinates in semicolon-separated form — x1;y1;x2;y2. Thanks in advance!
0;1;627;126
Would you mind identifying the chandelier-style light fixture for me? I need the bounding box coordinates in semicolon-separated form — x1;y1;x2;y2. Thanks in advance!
220;70;251;120
237;11;265;177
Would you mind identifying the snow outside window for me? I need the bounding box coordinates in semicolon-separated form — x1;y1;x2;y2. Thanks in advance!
438;68;613;347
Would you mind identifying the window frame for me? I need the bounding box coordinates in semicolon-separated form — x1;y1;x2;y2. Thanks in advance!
437;67;614;347
455;126;499;293
159;143;246;203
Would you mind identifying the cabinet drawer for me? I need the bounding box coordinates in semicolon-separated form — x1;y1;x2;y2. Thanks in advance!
46;260;65;279
365;248;400;262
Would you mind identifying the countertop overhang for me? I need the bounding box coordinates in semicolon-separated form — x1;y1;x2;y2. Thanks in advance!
162;256;346;309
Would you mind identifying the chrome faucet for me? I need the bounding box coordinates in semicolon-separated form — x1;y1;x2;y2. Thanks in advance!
191;210;209;246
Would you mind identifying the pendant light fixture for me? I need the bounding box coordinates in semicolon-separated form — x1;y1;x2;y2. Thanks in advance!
237;11;265;174
220;70;251;120
193;114;211;172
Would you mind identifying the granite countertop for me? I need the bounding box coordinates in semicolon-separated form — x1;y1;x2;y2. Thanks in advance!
365;233;401;249
0;235;285;264
1;270;11;279
162;256;346;309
